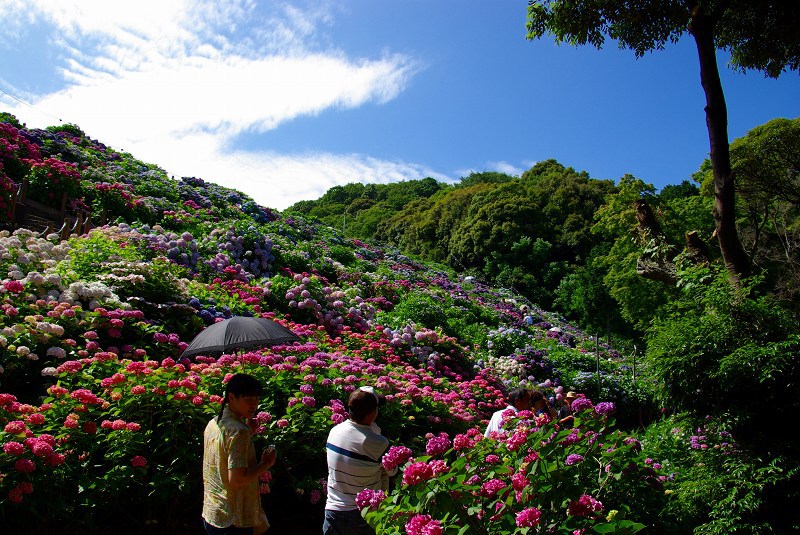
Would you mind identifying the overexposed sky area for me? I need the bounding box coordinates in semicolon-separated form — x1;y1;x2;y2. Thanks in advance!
2;0;799;209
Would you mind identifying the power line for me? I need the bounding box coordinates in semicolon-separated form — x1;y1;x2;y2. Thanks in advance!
0;86;62;123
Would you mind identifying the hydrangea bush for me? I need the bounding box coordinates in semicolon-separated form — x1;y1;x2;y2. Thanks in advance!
0;115;654;532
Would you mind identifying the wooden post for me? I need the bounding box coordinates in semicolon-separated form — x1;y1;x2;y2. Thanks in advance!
60;218;71;241
595;334;601;398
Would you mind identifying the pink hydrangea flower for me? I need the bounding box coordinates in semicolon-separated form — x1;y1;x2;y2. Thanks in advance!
3;441;25;455
425;433;451;457
479;478;506;498
403;462;433;486
382;446;412;472
516;507;542;527
131;455;147;468
4;420;27;435
405;514;442;535
14;458;36;473
568;494;604;517
355;488;386;510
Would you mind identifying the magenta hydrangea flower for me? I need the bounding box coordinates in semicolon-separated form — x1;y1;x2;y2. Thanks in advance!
402;461;434;486
425;433;451;457
516;507;542;527
131;455;147;468
568;494;604;517
479;478;506;498
571;397;593;412
405;514;442;535
4;420;27;435
14;458;36;473
3;441;25;455
382;445;412;471
511;472;530;492
3;280;24;293
565;454;584;466
594;402;616;416
355;488;386;510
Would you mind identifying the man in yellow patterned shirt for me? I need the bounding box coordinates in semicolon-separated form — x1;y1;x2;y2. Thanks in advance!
203;374;276;534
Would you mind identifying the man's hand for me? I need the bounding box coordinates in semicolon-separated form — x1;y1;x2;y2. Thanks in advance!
261;445;277;468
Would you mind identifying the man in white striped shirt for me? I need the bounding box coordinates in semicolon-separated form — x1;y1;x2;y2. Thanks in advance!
323;387;395;535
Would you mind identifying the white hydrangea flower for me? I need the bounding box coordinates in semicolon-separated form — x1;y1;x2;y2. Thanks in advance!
47;347;67;359
26;353;39;361
41;367;58;376
16;346;30;356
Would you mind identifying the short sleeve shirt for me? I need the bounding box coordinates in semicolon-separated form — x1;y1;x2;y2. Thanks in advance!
202;407;263;528
484;405;518;437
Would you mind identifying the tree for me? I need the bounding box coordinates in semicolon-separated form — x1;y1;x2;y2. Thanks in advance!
526;0;800;283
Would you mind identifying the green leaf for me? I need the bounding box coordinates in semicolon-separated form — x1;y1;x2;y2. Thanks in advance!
592;523;618;534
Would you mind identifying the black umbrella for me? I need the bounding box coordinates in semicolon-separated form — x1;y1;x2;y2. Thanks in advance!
181;316;300;358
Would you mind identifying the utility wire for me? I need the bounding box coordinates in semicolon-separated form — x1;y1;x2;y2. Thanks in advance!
0;86;62;123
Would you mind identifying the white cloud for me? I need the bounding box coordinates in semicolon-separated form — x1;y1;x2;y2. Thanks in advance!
486;160;525;176
0;0;434;209
454;160;528;179
167;136;453;208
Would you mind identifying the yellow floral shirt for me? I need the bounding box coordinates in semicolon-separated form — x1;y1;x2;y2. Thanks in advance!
202;407;266;529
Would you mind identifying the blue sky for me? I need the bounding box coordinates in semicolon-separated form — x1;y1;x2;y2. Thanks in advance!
1;0;798;210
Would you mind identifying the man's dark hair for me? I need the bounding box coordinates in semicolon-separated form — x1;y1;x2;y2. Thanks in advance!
529;389;545;404
348;388;378;423
218;373;264;420
507;387;530;405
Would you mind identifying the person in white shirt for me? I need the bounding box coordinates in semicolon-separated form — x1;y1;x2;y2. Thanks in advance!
324;386;395;535
484;387;532;437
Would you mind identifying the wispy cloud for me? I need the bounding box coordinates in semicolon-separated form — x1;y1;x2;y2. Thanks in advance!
455;160;529;178
0;0;433;209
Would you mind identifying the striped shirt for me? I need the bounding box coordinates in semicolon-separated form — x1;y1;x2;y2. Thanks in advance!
325;419;391;511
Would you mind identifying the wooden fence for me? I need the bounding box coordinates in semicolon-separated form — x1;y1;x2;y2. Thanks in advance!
6;178;99;240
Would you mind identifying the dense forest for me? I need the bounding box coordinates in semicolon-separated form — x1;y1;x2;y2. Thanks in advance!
288;117;800;345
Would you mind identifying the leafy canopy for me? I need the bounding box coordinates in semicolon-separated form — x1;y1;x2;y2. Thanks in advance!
526;0;800;77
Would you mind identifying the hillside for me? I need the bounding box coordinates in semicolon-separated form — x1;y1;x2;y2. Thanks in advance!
1;114;798;534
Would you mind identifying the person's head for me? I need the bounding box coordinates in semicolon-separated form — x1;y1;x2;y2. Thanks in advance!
348;387;380;425
529;389;549;411
565;391;578;406
507;387;531;411
220;373;264;420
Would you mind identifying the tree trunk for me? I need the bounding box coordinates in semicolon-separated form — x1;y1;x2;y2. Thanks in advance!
689;5;751;282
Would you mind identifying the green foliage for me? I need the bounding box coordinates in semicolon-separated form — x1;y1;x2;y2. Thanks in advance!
658;180;700;202
0;112;22;128
641;415;800;534
45;123;86;138
457;170;515;188
57;231;143;281
646;267;800;454
99;257;189;303
526;1;800;77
